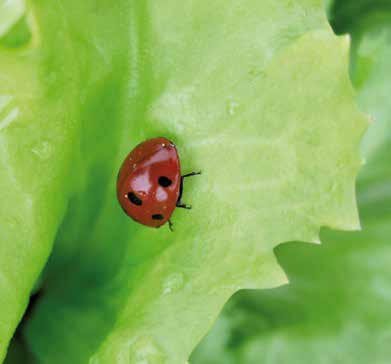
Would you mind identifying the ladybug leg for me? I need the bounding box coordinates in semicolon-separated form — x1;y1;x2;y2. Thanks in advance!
176;171;201;210
182;171;202;178
176;202;192;209
168;219;174;232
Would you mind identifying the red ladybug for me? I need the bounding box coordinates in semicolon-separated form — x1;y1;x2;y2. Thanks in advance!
117;137;200;230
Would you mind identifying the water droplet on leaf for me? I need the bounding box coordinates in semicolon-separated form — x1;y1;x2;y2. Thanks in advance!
226;98;239;116
162;272;184;295
32;140;52;160
129;337;166;364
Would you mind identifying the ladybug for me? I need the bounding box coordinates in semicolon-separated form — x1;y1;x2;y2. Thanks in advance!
117;137;200;230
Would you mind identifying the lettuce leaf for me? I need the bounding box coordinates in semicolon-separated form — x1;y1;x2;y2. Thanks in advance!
0;1;366;363
0;0;24;38
191;4;391;364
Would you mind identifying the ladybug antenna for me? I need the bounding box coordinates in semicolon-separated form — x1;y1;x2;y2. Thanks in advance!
176;202;192;210
182;171;202;178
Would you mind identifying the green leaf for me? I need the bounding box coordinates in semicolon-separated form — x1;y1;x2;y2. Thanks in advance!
0;1;366;363
0;0;24;38
0;2;80;362
191;4;391;364
191;152;391;364
329;0;391;34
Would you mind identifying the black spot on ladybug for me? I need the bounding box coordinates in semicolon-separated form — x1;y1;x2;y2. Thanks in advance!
127;192;142;206
158;176;172;187
152;214;164;220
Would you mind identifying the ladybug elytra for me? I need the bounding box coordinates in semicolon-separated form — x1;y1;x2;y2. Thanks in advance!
116;137;200;230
